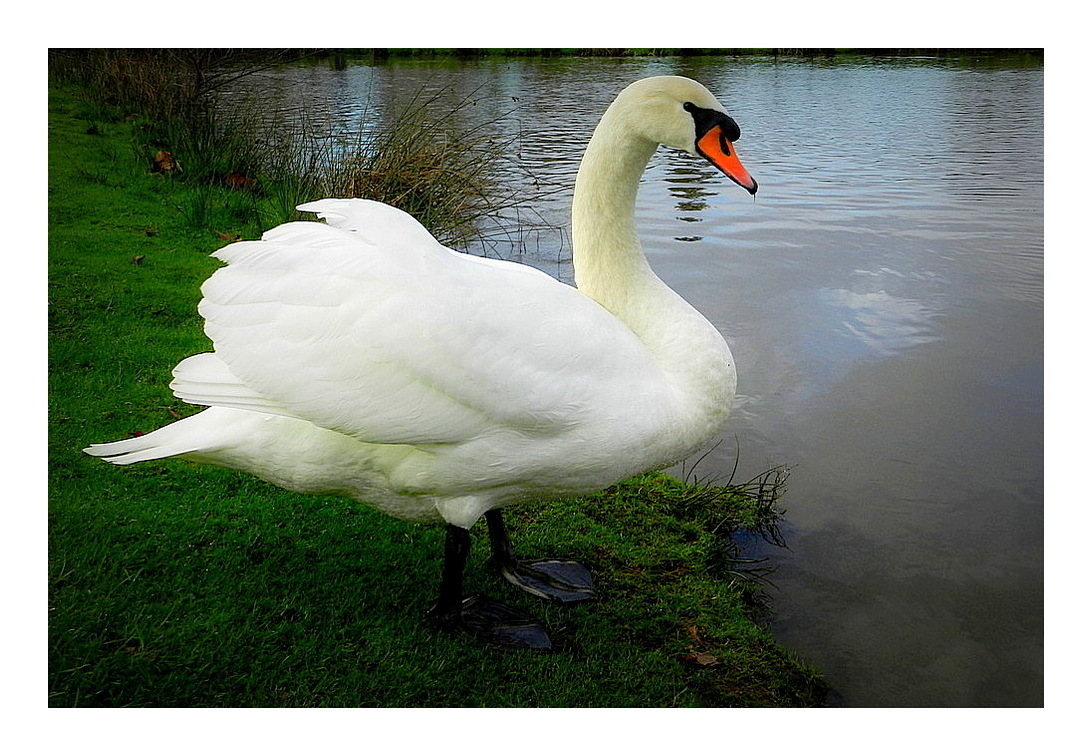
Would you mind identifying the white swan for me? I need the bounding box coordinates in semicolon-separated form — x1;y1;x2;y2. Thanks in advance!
85;75;758;650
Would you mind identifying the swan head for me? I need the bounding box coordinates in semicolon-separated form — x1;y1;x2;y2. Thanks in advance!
612;76;759;195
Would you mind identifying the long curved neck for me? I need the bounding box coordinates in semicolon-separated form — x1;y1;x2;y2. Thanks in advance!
571;103;704;350
571;106;659;311
570;102;737;434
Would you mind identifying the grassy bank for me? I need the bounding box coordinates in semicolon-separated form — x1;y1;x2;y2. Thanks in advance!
47;79;829;707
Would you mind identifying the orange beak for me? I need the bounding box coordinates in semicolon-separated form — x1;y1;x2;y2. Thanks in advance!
696;124;759;195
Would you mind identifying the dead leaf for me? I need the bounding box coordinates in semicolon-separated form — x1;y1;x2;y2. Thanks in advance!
153;151;178;173
684;650;721;667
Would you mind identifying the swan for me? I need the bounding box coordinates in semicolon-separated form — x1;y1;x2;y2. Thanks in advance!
84;75;758;650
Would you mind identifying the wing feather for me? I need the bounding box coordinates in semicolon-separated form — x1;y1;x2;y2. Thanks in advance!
189;199;659;446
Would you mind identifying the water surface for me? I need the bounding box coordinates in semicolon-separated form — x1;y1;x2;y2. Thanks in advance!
221;55;1044;707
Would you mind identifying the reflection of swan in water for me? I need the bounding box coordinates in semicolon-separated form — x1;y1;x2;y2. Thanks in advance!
662;163;720;240
84;76;759;650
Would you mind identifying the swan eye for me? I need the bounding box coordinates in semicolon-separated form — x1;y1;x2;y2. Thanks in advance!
684;102;742;143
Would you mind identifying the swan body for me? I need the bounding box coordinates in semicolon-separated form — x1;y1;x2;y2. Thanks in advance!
85;76;758;647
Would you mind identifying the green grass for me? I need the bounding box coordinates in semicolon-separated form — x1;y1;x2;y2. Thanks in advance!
48;82;829;707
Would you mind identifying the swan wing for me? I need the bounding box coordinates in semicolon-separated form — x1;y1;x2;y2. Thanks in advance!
189;199;659;446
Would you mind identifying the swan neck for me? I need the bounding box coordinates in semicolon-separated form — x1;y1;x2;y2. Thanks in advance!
571;111;658;302
568;98;736;441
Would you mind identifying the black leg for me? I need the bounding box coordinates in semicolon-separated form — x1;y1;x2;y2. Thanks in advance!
486;509;517;563
485;510;596;603
432;523;553;651
435;525;472;631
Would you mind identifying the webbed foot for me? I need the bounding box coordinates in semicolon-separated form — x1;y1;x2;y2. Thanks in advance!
451;594;553;651
486;510;597;603
498;558;596;603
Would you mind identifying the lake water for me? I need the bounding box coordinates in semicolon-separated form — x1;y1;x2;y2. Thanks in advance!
220;54;1044;707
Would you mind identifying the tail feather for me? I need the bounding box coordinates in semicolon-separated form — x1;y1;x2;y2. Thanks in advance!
83;407;237;465
83;429;201;465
